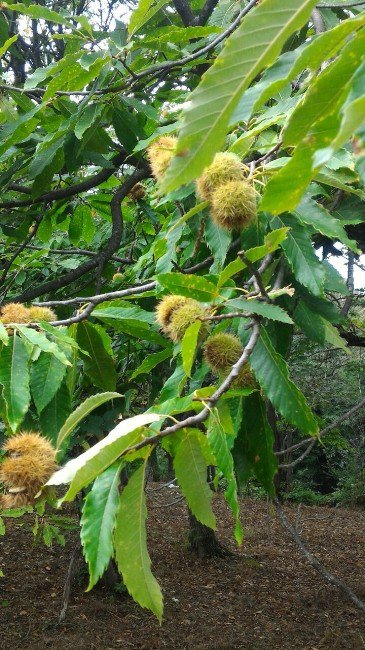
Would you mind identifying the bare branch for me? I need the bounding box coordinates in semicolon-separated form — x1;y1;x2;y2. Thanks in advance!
4;244;133;264
197;0;220;25
311;7;326;33
172;0;196;25
11;168;149;303
341;249;355;316
0;215;42;287
238;251;269;298
274;499;365;615
118;321;261;457
0;151;149;210
277;396;365;469
0;0;260;100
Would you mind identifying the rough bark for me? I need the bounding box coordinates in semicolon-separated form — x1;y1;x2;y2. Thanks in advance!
188;510;229;558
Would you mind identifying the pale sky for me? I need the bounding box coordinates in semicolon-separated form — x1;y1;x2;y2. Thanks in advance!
327;248;365;290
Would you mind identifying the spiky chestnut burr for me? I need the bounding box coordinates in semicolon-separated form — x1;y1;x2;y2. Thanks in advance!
147;136;177;182
155;295;190;333
28;306;57;322
0;303;31;324
0;432;57;508
210;180;257;231
196;152;246;201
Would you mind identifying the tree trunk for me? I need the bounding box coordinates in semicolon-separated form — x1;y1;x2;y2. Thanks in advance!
188;510;229;558
267;403;283;498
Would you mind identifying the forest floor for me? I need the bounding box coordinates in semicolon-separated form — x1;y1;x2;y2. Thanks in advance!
1;485;365;650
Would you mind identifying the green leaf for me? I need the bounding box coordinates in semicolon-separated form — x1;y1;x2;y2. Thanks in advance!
0;323;8;345
207;410;242;543
313;60;365;169
128;0;169;37
76;322;117;391
144;26;220;45
260;116;341;213
43;57;108;101
6;3;72;26
39;381;71;445
57;428;144;503
55;391;122;451
0;35;17;59
283;27;365;147
49;412;161;489
230;13;365;125
68;205;84;245
323;260;350;295
294;196;358;252
249;327;318;435
0;105;41;156
296;287;344;324
233;393;277;496
161;0;317;192
31;352;67;414
112;98;144;151
81;206;95;244
217;227;289;288
114;460;163;622
227;298;293;324
181;321;201;378
0;333;30;432
16;326;71;365
167;202;208;234
272;215;325;296
157;273;217;302
173;429;216;529
93;306;166;345
81;462;123;591
159;362;186;402
29;137;65;183
130;349;172;379
205;218;231;274
322;318;350;354
293;301;325;344
75;103;104;140
316;166;365;200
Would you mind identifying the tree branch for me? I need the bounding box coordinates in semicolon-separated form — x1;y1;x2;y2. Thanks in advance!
0;151;149;210
0;215;42;287
4;244;132;264
341;249;355;316
197;0;220;25
118;321;261;456
274;499;365;614
317;0;365;7
11;168;148;303
172;0;196;26
30;246;272;325
277;396;365;469
0;0;260;100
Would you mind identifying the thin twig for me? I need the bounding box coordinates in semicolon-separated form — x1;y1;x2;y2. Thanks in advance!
59;545;79;623
317;0;365;7
0;215;42;286
276;396;365;469
4;244;132;264
238;251;269;298
0;0;259;100
118;321;260;458
274;499;365;615
200;311;254;322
